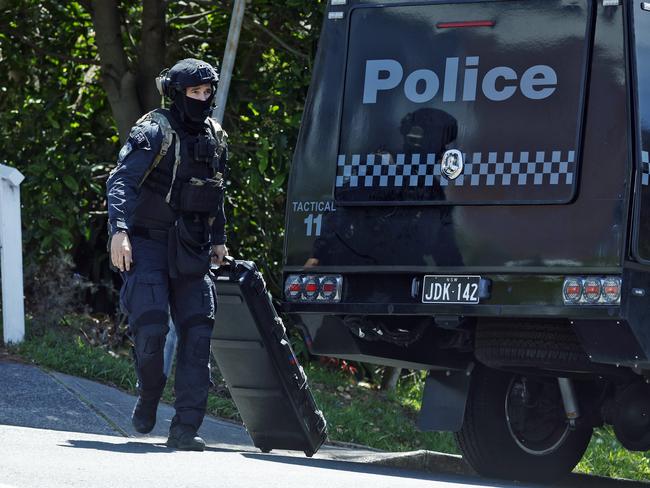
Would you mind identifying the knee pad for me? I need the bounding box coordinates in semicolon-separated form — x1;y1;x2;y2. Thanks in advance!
180;323;213;365
135;323;168;363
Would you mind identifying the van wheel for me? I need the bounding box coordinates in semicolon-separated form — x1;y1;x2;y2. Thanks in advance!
475;321;591;371
455;366;592;482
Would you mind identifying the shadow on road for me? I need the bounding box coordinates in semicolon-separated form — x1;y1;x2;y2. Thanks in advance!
60;440;170;454
58;439;649;488
60;439;240;455
242;453;511;487
243;453;649;488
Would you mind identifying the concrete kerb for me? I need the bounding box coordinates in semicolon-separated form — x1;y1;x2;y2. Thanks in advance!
49;369;254;447
328;449;471;478
365;450;471;477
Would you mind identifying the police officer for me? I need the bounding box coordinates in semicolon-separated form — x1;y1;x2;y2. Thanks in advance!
106;58;228;451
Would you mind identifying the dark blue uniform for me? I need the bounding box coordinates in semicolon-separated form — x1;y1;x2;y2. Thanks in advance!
107;111;226;432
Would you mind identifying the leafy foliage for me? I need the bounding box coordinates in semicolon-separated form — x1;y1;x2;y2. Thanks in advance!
17;326;137;391
0;2;113;259
0;0;325;309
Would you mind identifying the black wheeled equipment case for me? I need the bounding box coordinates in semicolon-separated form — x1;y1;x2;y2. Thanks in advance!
210;259;327;457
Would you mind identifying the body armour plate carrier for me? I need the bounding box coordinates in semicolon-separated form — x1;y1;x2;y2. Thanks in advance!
135;108;227;210
130;109;227;233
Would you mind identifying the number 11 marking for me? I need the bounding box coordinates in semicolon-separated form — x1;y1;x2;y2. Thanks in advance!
304;213;323;236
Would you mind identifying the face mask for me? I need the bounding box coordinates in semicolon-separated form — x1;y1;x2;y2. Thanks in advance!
174;94;213;126
185;96;211;122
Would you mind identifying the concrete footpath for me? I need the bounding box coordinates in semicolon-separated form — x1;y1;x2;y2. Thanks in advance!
0;357;647;487
0;358;452;466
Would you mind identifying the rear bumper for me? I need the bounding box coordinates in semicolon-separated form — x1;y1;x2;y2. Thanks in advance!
281;270;623;318
281;267;650;369
282;301;620;319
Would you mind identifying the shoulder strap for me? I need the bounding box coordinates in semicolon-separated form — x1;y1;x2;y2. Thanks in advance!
206;117;228;164
206;117;228;142
136;109;179;190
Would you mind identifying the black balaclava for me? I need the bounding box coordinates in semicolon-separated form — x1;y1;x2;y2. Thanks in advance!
163;58;219;133
172;93;214;134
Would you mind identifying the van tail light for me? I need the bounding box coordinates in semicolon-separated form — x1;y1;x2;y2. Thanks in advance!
286;276;303;301
563;278;582;303
284;274;343;303
563;276;621;305
320;277;339;301
303;277;320;300
602;278;622;304
583;278;601;303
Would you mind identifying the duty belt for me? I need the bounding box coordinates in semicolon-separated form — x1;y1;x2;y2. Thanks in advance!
130;226;169;242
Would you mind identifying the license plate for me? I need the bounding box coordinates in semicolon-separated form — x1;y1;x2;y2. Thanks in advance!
422;275;481;304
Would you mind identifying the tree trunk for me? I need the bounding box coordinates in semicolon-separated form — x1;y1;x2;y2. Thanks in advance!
137;0;166;113
90;0;142;142
381;367;401;391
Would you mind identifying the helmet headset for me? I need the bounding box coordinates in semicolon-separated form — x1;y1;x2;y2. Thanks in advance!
156;61;219;100
155;68;173;98
156;59;220;125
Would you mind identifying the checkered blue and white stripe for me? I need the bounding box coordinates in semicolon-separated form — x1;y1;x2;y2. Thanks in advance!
642;150;650;186
335;151;576;188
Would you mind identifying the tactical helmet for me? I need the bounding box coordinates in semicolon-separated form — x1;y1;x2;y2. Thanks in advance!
156;58;219;100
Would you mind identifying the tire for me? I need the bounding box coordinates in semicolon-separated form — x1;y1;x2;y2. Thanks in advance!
475;320;592;371
455;366;593;482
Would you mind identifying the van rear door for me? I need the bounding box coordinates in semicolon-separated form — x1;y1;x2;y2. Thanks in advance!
335;0;593;205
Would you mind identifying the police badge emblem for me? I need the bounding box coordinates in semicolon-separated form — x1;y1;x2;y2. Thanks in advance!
131;128;150;150
441;149;464;180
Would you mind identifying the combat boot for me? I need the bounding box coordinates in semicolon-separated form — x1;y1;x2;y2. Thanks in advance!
166;424;206;451
131;395;160;434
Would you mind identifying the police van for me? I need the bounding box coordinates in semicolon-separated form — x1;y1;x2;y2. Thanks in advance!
281;0;650;481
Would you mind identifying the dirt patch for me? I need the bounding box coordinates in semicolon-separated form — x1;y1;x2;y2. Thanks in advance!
0;345;26;364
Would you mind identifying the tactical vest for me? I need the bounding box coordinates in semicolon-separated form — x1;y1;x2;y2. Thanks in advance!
130;109;227;231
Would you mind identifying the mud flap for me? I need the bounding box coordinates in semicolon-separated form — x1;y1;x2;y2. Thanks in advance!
418;366;473;433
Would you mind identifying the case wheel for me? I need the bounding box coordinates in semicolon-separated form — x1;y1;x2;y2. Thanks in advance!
259;447;272;453
455;365;592;482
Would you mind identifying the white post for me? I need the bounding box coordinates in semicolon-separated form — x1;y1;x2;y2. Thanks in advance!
0;164;26;345
212;0;246;125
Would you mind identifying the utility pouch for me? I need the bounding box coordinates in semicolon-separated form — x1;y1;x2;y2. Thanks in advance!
168;216;211;278
179;177;224;213
193;134;218;163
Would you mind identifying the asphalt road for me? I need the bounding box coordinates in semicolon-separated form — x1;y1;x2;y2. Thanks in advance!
0;424;508;488
0;359;647;488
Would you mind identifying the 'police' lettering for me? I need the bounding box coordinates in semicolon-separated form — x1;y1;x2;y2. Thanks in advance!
363;60;403;103
482;66;518;102
362;57;558;104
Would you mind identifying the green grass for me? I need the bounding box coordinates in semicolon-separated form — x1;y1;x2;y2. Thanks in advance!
578;427;650;480
305;364;457;453
8;321;650;482
17;327;137;391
